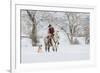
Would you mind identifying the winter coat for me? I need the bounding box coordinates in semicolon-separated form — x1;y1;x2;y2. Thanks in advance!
48;27;54;35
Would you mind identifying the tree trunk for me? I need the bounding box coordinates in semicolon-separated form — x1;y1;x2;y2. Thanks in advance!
32;23;37;46
26;10;37;46
70;34;73;44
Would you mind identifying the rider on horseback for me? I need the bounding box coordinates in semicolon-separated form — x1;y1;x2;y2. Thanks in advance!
48;24;54;36
48;24;55;46
44;24;59;52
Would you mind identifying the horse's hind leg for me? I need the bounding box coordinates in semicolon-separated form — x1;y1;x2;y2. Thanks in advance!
55;45;57;52
52;47;55;52
56;47;57;52
45;46;49;52
47;45;50;52
45;45;47;52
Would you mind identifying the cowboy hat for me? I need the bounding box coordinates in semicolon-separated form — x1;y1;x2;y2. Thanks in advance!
48;24;51;27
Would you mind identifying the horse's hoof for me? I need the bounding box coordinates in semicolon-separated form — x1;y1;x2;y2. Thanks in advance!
58;42;59;45
53;49;54;51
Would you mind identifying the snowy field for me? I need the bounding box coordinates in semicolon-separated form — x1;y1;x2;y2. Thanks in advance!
21;31;89;63
20;10;90;63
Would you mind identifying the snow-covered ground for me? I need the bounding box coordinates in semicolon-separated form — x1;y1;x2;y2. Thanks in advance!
21;31;89;63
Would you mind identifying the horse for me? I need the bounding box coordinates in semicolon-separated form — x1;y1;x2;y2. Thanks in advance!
44;31;59;52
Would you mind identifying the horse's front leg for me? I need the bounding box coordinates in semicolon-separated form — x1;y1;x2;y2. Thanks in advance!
52;44;57;52
54;44;57;52
52;44;56;52
55;46;57;52
45;45;49;52
47;43;50;52
45;45;48;52
52;46;55;52
55;42;59;52
47;43;51;52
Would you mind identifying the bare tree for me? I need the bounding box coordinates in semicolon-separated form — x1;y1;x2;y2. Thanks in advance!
84;25;90;44
65;13;80;44
26;10;37;46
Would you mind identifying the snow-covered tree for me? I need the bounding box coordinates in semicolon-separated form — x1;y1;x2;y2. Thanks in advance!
65;12;81;44
26;10;37;46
